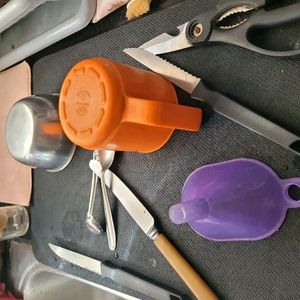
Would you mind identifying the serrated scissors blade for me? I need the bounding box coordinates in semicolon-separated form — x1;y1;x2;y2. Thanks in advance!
140;22;192;55
124;48;200;94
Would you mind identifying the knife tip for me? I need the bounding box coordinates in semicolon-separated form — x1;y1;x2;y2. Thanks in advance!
123;47;136;55
48;243;56;251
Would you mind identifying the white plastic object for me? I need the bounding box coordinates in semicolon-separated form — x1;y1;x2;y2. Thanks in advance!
0;0;96;71
0;0;47;33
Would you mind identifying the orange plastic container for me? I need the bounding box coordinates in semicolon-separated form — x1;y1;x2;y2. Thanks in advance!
59;58;202;153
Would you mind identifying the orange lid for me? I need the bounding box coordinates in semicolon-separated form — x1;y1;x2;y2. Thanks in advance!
59;58;124;150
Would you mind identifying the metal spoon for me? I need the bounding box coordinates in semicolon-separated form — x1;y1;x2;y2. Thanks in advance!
85;151;103;234
98;149;116;250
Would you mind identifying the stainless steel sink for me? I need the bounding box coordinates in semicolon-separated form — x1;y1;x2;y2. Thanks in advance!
8;241;138;300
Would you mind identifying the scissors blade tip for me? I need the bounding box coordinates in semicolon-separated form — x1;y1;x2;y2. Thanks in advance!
139;22;191;54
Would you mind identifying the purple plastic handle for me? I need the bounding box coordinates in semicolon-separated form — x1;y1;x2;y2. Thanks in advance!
169;198;209;224
281;178;300;208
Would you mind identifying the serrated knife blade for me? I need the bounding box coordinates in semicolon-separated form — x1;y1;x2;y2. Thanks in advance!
124;47;200;94
123;47;300;156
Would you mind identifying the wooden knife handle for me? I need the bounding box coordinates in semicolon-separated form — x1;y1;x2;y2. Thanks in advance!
154;234;218;300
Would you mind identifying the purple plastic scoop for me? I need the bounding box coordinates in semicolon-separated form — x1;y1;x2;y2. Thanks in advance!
169;158;300;241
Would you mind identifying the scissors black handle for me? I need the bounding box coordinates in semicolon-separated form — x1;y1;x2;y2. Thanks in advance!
187;1;300;56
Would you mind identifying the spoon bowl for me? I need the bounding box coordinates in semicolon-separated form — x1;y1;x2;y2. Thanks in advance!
85;216;102;234
98;150;115;170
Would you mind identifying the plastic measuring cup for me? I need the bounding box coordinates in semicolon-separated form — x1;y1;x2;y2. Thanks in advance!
59;58;202;153
169;158;300;241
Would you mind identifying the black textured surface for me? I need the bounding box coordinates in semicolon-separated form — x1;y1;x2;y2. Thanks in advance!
31;1;300;299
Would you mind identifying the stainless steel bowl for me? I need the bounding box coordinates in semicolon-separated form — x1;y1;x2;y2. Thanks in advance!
5;94;76;172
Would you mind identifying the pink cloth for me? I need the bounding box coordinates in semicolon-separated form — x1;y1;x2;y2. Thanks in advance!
0;283;20;299
0;61;32;206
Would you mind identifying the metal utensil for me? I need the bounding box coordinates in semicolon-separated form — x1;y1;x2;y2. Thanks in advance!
123;48;300;156
140;0;300;56
49;243;182;300
97;150;116;251
85;151;103;234
5;95;76;172
89;160;218;300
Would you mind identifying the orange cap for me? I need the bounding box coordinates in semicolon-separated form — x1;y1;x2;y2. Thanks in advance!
59;58;124;150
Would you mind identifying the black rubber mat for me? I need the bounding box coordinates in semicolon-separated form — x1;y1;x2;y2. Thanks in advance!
31;1;300;299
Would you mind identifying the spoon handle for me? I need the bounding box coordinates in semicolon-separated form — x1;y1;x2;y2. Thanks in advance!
101;171;116;250
87;170;97;218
